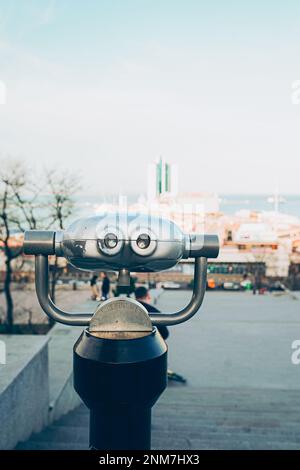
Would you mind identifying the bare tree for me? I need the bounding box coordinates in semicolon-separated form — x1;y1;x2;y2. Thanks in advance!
45;169;81;304
0;160;40;333
0;161;81;332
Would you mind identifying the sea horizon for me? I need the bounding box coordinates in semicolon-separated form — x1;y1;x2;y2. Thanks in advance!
72;193;300;219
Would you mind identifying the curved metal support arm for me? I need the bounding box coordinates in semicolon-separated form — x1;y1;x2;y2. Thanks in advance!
35;255;93;326
35;255;207;328
150;257;207;326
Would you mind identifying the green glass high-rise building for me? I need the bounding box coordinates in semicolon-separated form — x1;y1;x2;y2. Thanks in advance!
148;158;178;202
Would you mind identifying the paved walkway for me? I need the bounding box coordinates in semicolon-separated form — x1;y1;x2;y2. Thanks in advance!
17;291;300;450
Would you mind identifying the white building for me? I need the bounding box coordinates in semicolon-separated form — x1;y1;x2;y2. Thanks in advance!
234;222;290;277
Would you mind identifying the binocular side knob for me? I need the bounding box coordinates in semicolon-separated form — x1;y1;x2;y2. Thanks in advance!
23;230;56;256
24;230;64;256
188;234;219;259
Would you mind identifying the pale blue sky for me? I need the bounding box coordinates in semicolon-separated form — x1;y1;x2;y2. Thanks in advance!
0;1;300;196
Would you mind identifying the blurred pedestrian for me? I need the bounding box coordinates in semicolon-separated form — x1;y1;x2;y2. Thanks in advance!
101;272;110;301
135;286;186;383
90;274;100;301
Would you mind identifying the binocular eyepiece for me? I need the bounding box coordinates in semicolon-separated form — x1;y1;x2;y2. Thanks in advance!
24;213;219;272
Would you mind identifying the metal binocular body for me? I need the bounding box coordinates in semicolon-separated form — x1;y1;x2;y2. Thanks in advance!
24;212;219;329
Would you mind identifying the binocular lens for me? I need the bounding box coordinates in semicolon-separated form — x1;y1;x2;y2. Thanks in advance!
104;233;118;249
136;234;151;250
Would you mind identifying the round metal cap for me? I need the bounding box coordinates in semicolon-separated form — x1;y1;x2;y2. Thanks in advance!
89;297;153;334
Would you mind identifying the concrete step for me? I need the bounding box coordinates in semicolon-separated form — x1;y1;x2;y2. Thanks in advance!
21;425;89;445
16;441;88;450
16;386;300;450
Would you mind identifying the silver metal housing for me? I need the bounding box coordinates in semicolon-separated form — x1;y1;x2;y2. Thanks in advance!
23;211;220;327
58;213;188;272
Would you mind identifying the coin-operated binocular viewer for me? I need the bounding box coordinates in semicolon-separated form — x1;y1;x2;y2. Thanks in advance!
24;213;219;450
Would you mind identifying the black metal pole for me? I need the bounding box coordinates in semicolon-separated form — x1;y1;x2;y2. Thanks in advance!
90;406;151;450
74;329;167;451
